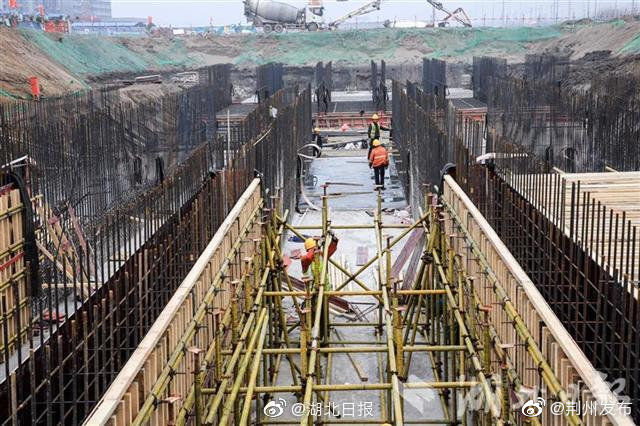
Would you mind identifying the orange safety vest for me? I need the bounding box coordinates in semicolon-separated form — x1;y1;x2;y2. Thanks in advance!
301;240;338;289
369;146;389;168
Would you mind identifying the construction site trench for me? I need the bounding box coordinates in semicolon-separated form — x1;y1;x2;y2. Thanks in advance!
0;57;638;426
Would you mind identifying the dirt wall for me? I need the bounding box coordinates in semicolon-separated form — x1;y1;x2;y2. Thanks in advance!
2;18;640;99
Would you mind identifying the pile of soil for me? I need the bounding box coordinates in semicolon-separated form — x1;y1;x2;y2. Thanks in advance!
0;28;86;99
2;17;640;99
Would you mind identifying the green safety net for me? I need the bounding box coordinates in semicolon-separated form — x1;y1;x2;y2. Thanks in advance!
620;34;640;54
16;20;639;72
235;26;566;65
21;29;200;75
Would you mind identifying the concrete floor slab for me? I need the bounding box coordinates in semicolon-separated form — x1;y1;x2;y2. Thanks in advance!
300;150;405;212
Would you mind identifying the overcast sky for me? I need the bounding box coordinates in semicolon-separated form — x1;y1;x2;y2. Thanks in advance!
112;0;638;27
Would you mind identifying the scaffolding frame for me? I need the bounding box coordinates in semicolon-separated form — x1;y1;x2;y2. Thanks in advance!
87;180;511;425
185;187;505;425
86;181;631;426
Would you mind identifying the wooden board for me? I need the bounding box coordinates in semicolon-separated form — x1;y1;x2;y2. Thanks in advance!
85;179;262;425
508;171;640;291
0;188;30;363
444;175;633;426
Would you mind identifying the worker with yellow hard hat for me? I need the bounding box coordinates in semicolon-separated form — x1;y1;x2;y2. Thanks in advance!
312;126;324;149
304;238;317;250
367;113;390;159
300;232;338;346
300;231;339;289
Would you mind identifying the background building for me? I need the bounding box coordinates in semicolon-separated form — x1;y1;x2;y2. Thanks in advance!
1;0;111;19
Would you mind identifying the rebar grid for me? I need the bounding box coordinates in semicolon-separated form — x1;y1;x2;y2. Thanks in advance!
371;60;388;111
472;56;507;104
523;54;570;83
0;64;234;424
478;56;640;173
314;61;332;114
256;63;284;104
422;58;447;105
0;78;312;424
391;71;639;423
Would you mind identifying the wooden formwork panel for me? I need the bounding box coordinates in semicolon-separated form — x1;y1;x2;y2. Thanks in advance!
442;176;633;426
313;112;391;130
85;179;263;425
0;188;30;363
509;171;640;284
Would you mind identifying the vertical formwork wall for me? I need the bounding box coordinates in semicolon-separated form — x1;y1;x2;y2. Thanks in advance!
392;64;640;420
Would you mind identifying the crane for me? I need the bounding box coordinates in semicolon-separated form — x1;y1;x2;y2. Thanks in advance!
329;0;472;29
426;0;472;27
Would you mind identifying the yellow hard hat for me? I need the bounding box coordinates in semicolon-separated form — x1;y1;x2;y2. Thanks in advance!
304;238;317;250
314;127;320;132
372;139;381;147
371;113;379;120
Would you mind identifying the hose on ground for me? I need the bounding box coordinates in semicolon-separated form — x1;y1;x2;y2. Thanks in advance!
297;143;322;211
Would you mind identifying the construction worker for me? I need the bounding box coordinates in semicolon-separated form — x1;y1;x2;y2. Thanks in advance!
301;232;339;290
300;233;338;347
367;113;390;158
312;127;324;148
368;139;389;190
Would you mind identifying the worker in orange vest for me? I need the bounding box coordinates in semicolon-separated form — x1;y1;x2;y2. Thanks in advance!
301;232;339;289
300;232;338;346
368;139;389;190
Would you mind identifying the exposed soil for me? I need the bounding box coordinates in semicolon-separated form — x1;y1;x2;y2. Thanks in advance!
1;17;640;99
0;28;87;98
535;18;640;59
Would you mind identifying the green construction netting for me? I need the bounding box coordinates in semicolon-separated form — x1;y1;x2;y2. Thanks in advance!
21;30;200;75
235;26;565;65
17;21;638;71
620;34;640;54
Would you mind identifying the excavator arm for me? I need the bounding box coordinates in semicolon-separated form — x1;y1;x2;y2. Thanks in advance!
329;0;381;28
425;0;472;26
328;0;471;29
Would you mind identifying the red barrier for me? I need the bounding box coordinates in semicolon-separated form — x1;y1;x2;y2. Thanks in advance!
29;77;40;98
43;20;70;33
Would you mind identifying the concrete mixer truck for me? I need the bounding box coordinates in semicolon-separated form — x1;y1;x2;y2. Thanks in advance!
243;0;325;32
244;0;471;32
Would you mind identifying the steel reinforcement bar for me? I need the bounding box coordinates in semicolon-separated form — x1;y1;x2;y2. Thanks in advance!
441;175;634;426
392;77;640;420
0;80;312;425
85;179;263;425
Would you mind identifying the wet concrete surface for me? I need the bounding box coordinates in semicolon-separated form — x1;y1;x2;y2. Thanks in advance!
300;148;406;212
